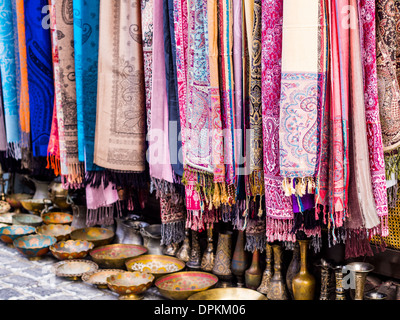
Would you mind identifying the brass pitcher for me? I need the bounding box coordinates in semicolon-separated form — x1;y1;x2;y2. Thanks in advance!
292;240;315;300
186;230;202;270
267;244;288;300
257;243;273;295
231;230;247;287
212;231;233;288
285;243;300;299
176;229;191;262
245;249;262;290
201;227;215;272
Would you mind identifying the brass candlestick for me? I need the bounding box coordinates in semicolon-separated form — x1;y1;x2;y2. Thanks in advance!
186;230;202;270
334;266;346;300
346;262;374;300
257;243;273;295
317;259;332;300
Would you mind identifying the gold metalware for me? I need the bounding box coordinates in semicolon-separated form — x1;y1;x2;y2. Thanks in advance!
292;240;315;300
188;288;267;300
125;254;185;279
163;243;180;256
201;227;215;272
6;194;32;213
41;211;73;225
365;292;387;300
82;269;127;289
53;259;99;281
155;271;219;300
257;243;273;295
36;224;72;242
107;271;154;300
50;240;94;260
334;266;346;300
0;200;11;213
12;214;43;227
186;230;201;270
70;227;114;247
245;249;262;290
89;243;147;269
13;234;57;260
346;262;374;300
176;229;191;262
267;244;288;300
20;199;52;215
212;231;233;288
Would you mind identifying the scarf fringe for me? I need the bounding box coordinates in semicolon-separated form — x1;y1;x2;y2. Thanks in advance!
6;142;21;161
291;209;321;233
245;234;266;253
282;176;316;197
64;162;84;189
387;183;399;208
85;169;149;189
161;220;186;246
345;228;374;259
265;217;296;242
249;170;265;197
46;154;61;177
232;200;246;230
86;205;115;227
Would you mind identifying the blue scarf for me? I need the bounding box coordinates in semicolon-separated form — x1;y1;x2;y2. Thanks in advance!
24;0;54;158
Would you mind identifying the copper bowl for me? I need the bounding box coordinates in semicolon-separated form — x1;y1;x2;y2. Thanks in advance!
107;271;154;300
50;240;94;260
12;214;43;227
6;194;32;212
41;211;73;225
20;199;51;214
14;234;56;260
82;269;127;289
53;259;99;281
89;244;148;269
36;224;72;242
125;254;185;279
155;271;219;300
70;227;114;247
188;288;268;300
0;225;36;246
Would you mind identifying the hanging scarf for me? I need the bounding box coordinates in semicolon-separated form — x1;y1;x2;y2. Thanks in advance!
142;0;153;134
94;0;148;188
361;0;388;236
13;0;30;169
245;218;266;253
0;74;7;153
327;0;350;234
164;0;183;177
0;0;21;162
24;0;55;161
244;0;264;198
218;0;236;192
261;0;294;243
345;0;380;258
53;0;83;188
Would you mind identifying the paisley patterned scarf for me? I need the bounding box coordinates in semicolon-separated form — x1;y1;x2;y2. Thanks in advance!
142;0;153;134
0;75;7;153
0;0;21;162
261;0;294;243
54;0;83;188
24;0;54;160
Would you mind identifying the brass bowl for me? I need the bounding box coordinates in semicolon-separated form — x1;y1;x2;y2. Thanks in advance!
82;269;127;289
36;224;72;242
6;194;32;212
107;271;154;300
41;211;73;225
51;196;71;210
0;201;11;214
188;288;268;300
365;292;387;300
20;199;51;214
50;240;94;260
89;244;148;269
0;225;36;246
0;212;15;224
14;234;56;260
12;214;43;227
53;259;99;281
125;254;185;279
155;271;219;300
70;227;114;247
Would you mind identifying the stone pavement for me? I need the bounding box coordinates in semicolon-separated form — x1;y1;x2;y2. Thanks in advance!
0;241;166;300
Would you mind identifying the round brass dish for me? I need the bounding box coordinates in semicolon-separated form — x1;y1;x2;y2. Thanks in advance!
12;214;43;227
82;269;127;289
125;254;185;279
70;227;114;247
50;240;94;260
155;271;219;300
36;224;72;242
53;259;99;281
89;244;147;269
20;199;51;215
0;201;11;214
187;288;267;300
41;211;73;225
6;194;32;213
107;271;154;300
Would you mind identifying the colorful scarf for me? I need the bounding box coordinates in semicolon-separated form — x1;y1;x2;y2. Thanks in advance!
218;0;236;189
13;0;30;169
279;0;320;190
54;0;83;187
345;0;380;258
94;0;147;185
0;74;7;153
244;0;264;198
0;0;21;161
361;0;388;236
261;0;294;243
24;0;54;160
142;0;154;134
164;0;183;177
